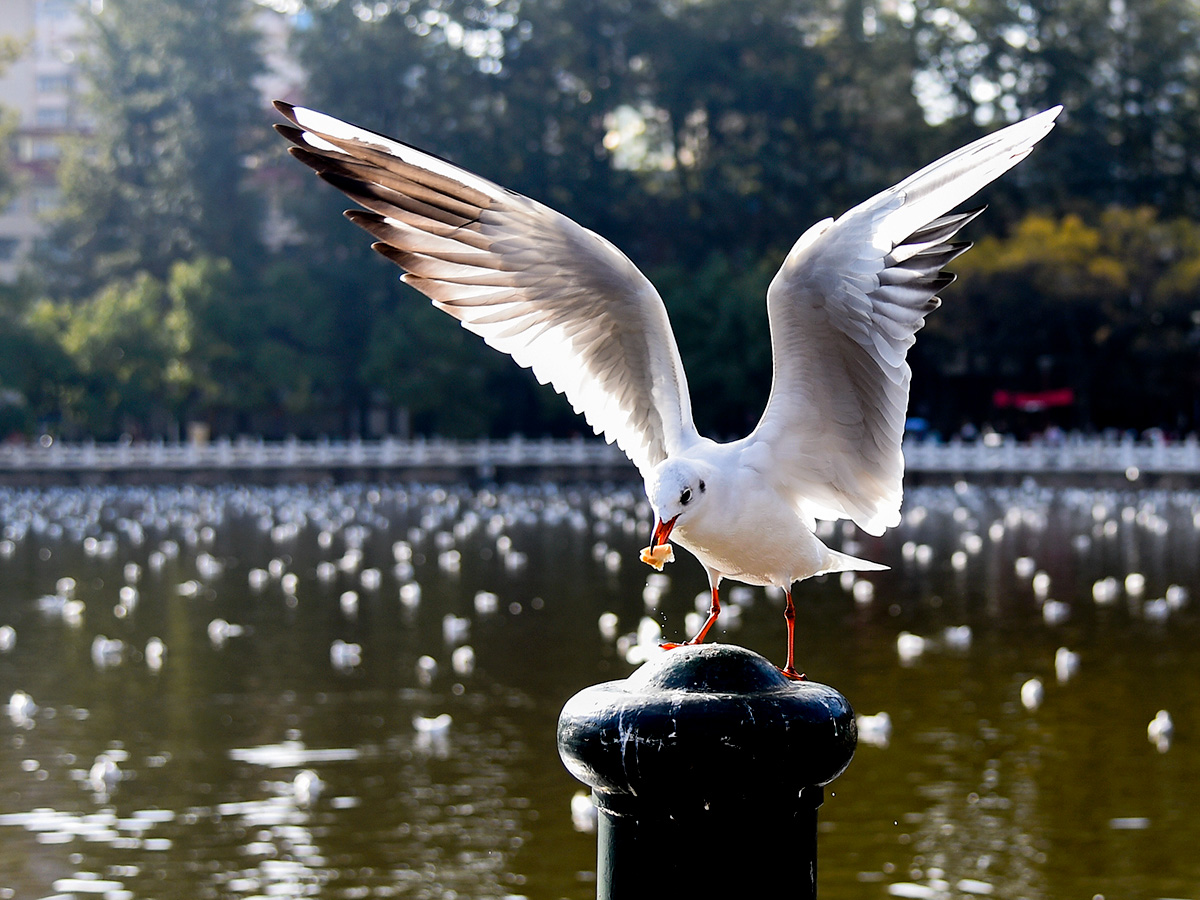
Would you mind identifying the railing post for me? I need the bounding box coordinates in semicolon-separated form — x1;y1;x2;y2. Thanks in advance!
558;644;857;899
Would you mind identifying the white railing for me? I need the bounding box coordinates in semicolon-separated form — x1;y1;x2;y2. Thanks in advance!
0;436;1197;475
903;436;1200;475
0;436;631;473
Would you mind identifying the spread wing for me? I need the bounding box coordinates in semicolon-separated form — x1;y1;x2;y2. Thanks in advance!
274;101;699;477
745;107;1061;535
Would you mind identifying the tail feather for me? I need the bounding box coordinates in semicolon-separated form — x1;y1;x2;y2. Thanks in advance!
821;547;889;575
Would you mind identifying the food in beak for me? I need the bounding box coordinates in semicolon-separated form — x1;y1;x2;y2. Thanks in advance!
639;543;674;571
640;516;677;570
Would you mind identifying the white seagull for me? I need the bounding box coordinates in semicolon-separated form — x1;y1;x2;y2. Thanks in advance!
275;100;1060;678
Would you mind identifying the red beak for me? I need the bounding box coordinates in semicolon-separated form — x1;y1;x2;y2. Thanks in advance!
652;515;677;547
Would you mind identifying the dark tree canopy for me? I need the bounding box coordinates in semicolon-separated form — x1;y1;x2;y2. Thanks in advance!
4;0;1200;438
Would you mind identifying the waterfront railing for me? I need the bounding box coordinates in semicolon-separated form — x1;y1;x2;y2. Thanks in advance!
0;435;1198;475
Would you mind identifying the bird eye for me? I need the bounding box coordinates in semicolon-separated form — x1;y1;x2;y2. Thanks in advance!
680;488;692;505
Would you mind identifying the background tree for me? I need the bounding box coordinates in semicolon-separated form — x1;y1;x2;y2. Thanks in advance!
921;208;1200;435
6;0;1199;439
650;252;777;438
287;0;945;438
45;0;267;293
181;257;342;436
0;36;22;211
26;271;193;437
0;285;71;437
912;0;1200;218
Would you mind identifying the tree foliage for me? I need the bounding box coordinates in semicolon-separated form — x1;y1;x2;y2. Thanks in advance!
185;257;343;433
25;270;193;435
286;0;947;438
921;207;1200;434
912;0;1200;218
9;0;1200;439
45;0;267;292
0;38;21;212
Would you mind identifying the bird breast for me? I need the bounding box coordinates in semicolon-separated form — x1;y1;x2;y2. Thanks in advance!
674;475;826;586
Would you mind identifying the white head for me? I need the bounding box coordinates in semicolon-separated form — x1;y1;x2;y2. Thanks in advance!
646;457;712;544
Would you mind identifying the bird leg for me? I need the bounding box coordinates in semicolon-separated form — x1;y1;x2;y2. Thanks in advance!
662;585;721;649
779;590;806;680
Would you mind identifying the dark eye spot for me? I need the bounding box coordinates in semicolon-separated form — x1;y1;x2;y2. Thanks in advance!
698;480;706;493
680;488;692;505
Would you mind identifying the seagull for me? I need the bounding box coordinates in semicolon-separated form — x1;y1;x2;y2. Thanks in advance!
275;100;1060;678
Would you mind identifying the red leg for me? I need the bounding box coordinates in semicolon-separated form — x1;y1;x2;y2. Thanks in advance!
779;590;806;680
662;586;721;649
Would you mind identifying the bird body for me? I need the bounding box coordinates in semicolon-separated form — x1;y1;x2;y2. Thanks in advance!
276;100;1060;675
647;446;883;590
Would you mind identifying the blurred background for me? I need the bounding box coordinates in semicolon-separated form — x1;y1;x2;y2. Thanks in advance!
1;0;1200;445
3;4;1200;900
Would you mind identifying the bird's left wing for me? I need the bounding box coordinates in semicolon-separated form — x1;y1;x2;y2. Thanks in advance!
745;107;1061;535
274;102;698;477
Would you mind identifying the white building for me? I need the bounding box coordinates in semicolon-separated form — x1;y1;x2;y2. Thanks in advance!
0;0;90;283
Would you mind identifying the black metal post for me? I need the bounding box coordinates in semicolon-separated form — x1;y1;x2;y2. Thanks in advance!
558;643;857;899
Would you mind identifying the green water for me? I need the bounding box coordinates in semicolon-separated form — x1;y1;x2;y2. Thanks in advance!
0;481;1196;899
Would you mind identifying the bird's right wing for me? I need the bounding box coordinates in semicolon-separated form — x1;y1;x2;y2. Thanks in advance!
275;101;699;477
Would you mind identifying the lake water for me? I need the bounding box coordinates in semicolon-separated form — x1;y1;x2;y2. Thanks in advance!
0;479;1197;900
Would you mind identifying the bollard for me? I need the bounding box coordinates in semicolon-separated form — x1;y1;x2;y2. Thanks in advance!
558;643;857;899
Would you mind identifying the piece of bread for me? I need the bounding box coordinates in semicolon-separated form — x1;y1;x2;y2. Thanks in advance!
639;543;675;571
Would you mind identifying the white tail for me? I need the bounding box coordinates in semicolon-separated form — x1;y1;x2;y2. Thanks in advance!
821;547;890;575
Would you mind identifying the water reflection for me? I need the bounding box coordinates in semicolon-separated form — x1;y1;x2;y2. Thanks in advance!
0;480;1196;898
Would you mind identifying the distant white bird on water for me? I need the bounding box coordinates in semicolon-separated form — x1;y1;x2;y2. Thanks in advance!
276;101;1060;677
7;690;36;728
1148;709;1173;752
293;768;324;807
1021;677;1045;711
88;752;121;799
856;711;893;748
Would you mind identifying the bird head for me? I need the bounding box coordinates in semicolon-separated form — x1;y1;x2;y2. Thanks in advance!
647;458;710;545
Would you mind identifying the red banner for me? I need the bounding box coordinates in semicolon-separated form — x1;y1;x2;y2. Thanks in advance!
992;388;1075;412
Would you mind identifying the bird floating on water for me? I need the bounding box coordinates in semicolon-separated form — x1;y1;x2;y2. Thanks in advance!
1148;709;1173;753
275;100;1060;678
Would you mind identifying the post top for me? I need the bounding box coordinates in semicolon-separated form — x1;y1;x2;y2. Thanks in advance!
624;642;796;693
558;643;857;808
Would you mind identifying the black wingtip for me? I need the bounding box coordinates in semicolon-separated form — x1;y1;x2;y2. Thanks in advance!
287;145;331;170
320;171;369;195
373;242;408;267
945;240;973;264
930;272;956;292
273;99;296;121
274;123;306;145
285;145;327;174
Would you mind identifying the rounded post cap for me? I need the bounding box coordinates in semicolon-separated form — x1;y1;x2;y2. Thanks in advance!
558;644;857;809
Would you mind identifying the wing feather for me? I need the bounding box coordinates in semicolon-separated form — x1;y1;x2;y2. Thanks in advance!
747;107;1061;534
275;101;699;476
